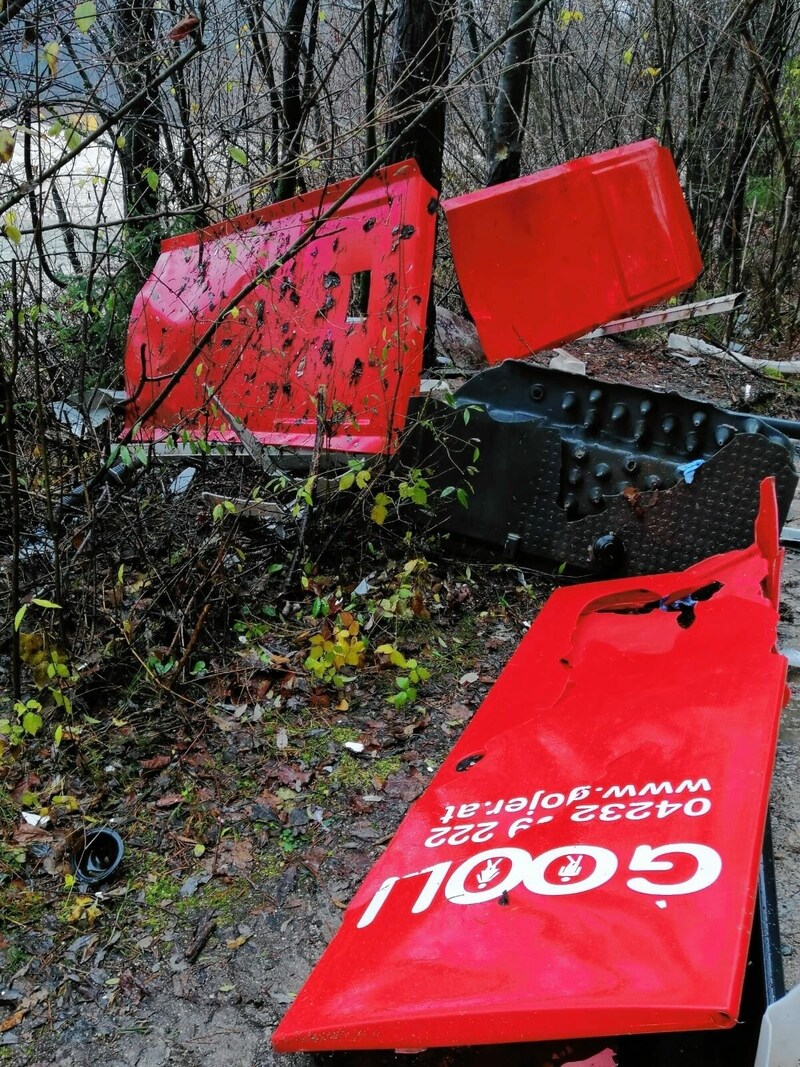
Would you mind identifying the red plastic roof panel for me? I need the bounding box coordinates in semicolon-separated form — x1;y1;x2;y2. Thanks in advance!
273;480;787;1053
123;161;437;454
443;139;702;361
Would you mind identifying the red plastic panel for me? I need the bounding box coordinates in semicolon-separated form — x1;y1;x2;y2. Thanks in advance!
443;140;702;361
273;481;787;1053
123;161;436;453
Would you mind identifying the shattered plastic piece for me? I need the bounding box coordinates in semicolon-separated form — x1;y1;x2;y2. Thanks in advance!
549;350;586;375
755;982;800;1067
21;811;50;828
443;140;702;361
53;388;127;438
73;828;125;888
168;466;196;496
124;161;436;455
273;481;787;1052
677;459;704;484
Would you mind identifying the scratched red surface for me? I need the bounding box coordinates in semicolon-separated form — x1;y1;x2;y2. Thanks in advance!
123;161;436;453
272;481;787;1052
443;139;703;362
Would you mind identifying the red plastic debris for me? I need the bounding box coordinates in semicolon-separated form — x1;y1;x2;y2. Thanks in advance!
273;480;787;1053
443;139;702;361
123;161;436;454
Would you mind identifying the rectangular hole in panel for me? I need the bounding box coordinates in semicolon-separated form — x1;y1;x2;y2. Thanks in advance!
347;270;371;320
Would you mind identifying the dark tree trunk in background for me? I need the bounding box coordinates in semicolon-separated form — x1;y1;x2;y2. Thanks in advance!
384;0;456;367
486;0;541;186
115;0;164;272
276;0;310;200
384;0;456;191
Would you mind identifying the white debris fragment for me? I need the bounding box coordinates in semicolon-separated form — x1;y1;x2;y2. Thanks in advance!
22;811;50;828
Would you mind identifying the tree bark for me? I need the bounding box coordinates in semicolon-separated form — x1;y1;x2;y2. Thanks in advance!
486;0;540;186
384;0;456;191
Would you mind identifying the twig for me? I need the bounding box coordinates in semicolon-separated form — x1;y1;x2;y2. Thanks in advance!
284;385;327;592
167;603;211;687
183;910;217;964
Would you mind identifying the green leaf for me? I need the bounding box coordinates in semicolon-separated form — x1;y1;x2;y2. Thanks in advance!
44;41;59;78
22;711;43;736
338;471;355;491
0;129;15;163
54;723;63;747
32;597;61;609
143;167;159;191
622;48;633;65
14;605;27;630
74;0;96;32
3;212;21;245
228;145;248;167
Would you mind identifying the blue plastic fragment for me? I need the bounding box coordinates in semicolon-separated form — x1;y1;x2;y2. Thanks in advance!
678;459;705;484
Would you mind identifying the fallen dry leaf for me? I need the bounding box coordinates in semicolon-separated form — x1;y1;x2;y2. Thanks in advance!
212;837;253;874
167;12;200;41
154;793;182;809
269;764;311;790
139;755;171;773
12;821;53;846
383;769;425;803
0;1009;25;1033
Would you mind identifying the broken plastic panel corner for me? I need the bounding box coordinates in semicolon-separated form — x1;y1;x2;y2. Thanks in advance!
272;479;788;1053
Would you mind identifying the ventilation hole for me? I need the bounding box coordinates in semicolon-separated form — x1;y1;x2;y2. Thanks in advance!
456;753;484;772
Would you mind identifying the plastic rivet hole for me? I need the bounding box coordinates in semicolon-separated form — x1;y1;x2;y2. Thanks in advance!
456;753;484;772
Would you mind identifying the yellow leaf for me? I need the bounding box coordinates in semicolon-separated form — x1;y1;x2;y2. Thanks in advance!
641;66;661;77
558;9;584;28
370;502;388;525
74;0;96;32
623;48;633;65
44;41;60;78
0;129;15;163
3;211;21;245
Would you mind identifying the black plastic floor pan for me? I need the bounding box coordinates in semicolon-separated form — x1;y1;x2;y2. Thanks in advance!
410;362;798;576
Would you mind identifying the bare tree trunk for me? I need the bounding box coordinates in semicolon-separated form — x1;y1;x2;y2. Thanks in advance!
384;0;456;190
115;0;164;271
487;0;543;186
276;0;310;199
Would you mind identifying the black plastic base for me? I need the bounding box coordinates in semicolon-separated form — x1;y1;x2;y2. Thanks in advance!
408;363;798;577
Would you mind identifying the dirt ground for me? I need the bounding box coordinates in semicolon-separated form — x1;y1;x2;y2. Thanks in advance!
2;337;800;1067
